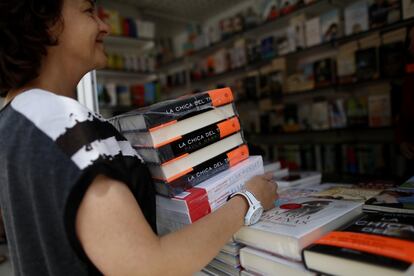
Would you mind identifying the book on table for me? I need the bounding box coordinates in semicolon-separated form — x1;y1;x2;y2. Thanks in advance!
233;198;362;261
363;188;414;214
302;212;414;276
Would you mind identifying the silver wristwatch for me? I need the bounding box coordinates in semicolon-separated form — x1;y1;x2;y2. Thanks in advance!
230;190;263;225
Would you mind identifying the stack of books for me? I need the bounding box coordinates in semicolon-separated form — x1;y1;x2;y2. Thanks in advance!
110;87;252;197
110;88;268;276
233;179;387;275
264;161;322;192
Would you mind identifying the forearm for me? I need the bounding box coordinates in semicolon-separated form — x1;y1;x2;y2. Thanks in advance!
158;196;248;275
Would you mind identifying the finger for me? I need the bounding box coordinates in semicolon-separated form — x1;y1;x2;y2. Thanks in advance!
264;172;274;181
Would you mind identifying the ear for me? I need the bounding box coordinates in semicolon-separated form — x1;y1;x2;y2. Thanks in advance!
47;16;64;44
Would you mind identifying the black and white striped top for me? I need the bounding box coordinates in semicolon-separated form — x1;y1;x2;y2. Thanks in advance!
0;89;156;275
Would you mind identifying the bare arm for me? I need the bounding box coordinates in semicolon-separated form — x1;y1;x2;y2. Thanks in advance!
76;174;276;276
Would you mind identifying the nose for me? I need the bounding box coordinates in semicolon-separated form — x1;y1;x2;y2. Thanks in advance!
96;15;110;37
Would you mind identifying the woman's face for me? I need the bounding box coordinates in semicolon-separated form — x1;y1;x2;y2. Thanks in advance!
50;0;109;72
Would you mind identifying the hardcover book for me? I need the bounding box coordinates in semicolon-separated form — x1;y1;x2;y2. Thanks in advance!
109;87;234;132
154;145;249;197
320;9;341;43
303;213;414;276
368;93;391;127
136;117;241;164
122;103;237;148
305;17;321;47
234;198;362;260
148;133;245;182
363;189;414;214
403;0;414;19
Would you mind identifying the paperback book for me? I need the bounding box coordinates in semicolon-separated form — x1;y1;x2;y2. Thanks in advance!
363;189;414;214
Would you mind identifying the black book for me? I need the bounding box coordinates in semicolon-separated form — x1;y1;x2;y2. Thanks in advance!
313;58;336;88
303;213;414;276
109;87;234;132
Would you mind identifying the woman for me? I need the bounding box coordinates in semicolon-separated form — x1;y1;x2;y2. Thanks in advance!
0;0;278;275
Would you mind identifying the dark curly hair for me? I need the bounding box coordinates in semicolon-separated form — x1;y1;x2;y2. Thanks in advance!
0;0;64;97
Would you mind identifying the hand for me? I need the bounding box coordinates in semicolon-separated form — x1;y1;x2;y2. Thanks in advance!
245;173;278;210
400;142;414;160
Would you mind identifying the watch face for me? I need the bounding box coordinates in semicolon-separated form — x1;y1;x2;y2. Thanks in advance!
250;207;264;224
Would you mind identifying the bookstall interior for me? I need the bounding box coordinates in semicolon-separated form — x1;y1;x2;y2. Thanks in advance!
75;0;414;275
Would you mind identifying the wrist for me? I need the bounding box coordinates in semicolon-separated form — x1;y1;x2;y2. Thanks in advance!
229;195;249;218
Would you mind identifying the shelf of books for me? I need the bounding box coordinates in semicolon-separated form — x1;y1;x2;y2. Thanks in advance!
107;84;414;276
157;0;414;101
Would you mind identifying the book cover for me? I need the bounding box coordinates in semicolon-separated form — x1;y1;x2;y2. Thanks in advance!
337;41;358;84
283;104;300;132
215;251;240;267
109;87;234;132
234;198;362;260
313;58;336;88
303;213;414;276
346;96;369;127
240;247;315;276
403;0;414;19
368;93;391;127
345;1;369;36
305;17;321;47
310;186;383;201
156;155;263;224
275;184;342;207
356;47;379;81
148;133;245;182
310;101;330;130
154;145;249;197
363;189;414;214
136;117;241;164
122;103;236;148
400;176;414;190
320;9;341;43
329;99;347;129
290;14;307;50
